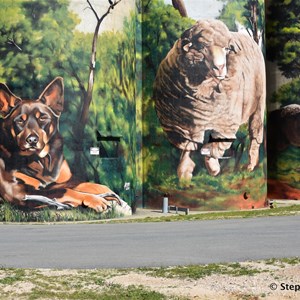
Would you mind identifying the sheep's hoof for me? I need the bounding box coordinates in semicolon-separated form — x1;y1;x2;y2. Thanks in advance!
205;157;220;176
177;152;195;181
247;163;256;172
178;170;193;182
247;157;259;172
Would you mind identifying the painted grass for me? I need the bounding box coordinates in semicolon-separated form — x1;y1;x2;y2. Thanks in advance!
269;147;300;189
145;155;268;211
0;201;123;223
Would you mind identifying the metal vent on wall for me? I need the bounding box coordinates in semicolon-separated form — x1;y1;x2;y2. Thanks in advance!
96;130;122;159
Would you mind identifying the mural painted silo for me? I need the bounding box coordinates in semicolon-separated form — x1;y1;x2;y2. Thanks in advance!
266;0;300;201
142;0;267;210
0;0;139;220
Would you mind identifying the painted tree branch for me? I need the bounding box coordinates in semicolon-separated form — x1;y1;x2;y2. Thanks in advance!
7;37;22;51
68;59;87;98
79;0;122;129
70;0;122;180
172;0;188;17
245;0;259;44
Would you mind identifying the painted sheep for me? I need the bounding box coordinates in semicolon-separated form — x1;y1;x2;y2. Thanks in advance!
153;19;266;180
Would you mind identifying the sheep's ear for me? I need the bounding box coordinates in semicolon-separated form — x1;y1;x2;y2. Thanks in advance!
181;39;192;52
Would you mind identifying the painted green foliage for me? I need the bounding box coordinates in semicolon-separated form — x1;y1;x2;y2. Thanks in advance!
266;0;300;197
0;0;78;94
142;0;267;210
218;0;265;46
0;0;141;205
217;0;264;31
270;79;300;107
142;0;194;200
266;0;300;78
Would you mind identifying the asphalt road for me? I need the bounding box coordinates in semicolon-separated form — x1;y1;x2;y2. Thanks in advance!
0;215;299;269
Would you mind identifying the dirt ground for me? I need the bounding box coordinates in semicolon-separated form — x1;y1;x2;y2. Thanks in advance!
106;261;300;300
0;260;299;299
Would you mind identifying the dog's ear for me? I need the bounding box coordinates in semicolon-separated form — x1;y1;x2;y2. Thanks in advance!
38;77;64;116
0;83;22;117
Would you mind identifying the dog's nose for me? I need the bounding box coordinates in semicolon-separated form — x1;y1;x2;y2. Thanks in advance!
26;134;39;146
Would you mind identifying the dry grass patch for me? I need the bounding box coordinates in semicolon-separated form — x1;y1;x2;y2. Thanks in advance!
0;258;299;299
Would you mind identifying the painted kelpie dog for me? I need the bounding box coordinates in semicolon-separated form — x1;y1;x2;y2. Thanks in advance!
0;77;131;214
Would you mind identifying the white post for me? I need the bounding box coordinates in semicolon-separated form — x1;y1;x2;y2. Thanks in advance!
162;193;169;213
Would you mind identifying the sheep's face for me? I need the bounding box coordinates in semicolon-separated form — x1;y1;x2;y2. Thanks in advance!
178;20;235;80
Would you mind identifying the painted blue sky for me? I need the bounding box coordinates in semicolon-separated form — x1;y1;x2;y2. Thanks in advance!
69;0;135;32
69;0;225;33
164;0;224;20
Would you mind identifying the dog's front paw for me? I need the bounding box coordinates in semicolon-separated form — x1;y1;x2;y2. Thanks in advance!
82;194;110;213
105;199;132;216
0;160;26;204
0;158;5;171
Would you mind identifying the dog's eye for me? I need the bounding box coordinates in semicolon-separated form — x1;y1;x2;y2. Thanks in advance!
39;115;49;122
15;119;25;125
